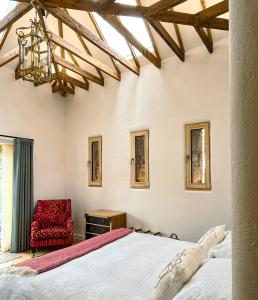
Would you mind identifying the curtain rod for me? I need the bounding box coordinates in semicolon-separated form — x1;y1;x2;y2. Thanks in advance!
0;134;34;141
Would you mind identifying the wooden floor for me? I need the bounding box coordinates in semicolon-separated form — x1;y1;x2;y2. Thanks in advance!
0;249;50;270
0;239;81;271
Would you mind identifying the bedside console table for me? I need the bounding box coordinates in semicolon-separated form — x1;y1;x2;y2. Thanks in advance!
85;209;126;239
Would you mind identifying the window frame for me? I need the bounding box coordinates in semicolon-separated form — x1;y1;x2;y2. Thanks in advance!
131;129;150;189
88;136;102;187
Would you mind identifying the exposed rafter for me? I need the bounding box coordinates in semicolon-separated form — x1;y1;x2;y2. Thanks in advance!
1;0;229;96
0;3;32;33
53;54;104;86
13;0;229;30
101;14;161;68
0;26;12;51
50;32;121;80
150;21;185;61
45;7;140;75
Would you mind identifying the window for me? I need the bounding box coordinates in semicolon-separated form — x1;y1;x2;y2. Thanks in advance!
185;122;211;190
93;0;153;59
131;130;150;188
88;136;102;187
0;1;16;38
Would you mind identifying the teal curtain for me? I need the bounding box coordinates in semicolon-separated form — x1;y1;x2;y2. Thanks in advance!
11;138;34;253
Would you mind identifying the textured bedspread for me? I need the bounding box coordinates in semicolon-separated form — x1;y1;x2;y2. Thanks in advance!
0;232;194;300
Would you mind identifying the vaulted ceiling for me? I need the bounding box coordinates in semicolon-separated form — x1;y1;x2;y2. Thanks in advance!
0;0;229;97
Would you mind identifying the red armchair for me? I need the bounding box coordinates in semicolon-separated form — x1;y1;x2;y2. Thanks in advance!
31;199;73;252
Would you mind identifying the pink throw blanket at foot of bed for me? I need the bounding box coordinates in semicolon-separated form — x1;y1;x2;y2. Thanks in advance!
14;228;133;275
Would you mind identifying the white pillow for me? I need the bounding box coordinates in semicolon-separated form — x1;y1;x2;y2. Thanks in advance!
150;246;203;300
208;231;232;258
198;225;226;259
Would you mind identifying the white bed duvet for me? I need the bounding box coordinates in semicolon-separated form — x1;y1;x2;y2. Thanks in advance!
0;233;194;300
0;233;232;300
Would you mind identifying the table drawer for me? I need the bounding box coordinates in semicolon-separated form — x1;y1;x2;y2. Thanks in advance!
87;224;110;235
86;215;111;226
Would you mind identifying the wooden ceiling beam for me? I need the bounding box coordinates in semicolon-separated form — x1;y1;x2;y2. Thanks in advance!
37;7;65;95
136;0;160;62
76;33;104;82
50;31;121;80
52;82;75;95
150;21;184;61
45;7;140;75
195;0;228;23
53;54;104;86
195;26;213;53
0;47;19;67
88;12;121;76
13;1;228;30
53;72;89;91
96;0;116;11
195;0;213;53
0;3;32;33
101;14;161;68
66;51;90;89
0;26;12;51
146;0;187;16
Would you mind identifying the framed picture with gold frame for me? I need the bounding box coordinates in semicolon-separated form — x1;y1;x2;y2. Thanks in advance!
185;122;211;190
131;130;150;189
88;136;102;187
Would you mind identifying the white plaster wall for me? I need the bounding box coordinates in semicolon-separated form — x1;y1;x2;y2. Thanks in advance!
0;66;67;202
66;37;231;242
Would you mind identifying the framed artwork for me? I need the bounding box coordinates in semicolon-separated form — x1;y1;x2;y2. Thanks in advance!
185;122;211;190
131;130;150;189
88;136;102;187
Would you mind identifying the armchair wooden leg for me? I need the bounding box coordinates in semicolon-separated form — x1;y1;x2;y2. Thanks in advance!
31;247;36;258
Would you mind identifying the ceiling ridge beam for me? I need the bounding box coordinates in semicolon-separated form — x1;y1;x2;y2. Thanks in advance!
149;21;185;61
12;1;228;30
101;14;161;68
45;7;140;75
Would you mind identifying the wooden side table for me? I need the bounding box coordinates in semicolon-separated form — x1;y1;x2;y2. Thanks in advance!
85;209;126;239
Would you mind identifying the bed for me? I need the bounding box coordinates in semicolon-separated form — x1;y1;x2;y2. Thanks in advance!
0;231;232;300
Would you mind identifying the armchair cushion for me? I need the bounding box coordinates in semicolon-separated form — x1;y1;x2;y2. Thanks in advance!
35;226;71;240
34;213;52;229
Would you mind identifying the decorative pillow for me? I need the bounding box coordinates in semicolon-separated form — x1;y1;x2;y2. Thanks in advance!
208;231;232;258
150;245;203;300
198;225;226;259
33;213;52;229
54;211;69;227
